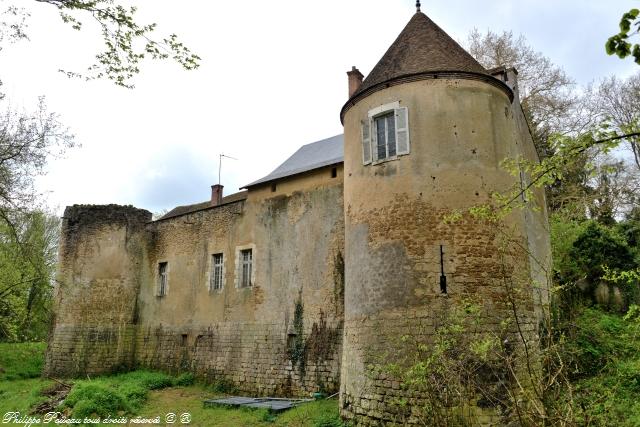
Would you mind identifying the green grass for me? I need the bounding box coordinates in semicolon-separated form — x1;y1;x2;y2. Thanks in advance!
0;340;343;426
0;377;53;414
136;385;345;427
0;341;52;415
0;341;46;380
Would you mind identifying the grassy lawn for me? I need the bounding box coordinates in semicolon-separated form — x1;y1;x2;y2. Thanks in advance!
0;342;344;426
0;342;53;414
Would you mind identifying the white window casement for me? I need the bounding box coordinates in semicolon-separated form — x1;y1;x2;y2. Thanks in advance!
157;261;168;297
362;101;410;165
234;244;256;289
240;249;253;288
209;253;224;291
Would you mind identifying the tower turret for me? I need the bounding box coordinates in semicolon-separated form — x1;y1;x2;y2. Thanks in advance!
340;9;550;425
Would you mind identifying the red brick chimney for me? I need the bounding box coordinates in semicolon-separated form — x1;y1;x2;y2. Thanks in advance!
347;66;364;97
211;184;223;206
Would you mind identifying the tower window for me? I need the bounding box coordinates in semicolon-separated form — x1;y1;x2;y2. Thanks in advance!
158;262;168;297
375;112;397;160
361;101;410;165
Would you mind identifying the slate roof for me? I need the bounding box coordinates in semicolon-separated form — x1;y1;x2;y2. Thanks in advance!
158;190;248;221
355;11;487;96
242;134;344;188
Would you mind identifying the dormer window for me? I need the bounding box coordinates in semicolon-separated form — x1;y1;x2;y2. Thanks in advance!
361;101;410;164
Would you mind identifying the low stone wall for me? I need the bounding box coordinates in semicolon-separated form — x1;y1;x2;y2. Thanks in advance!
134;320;342;396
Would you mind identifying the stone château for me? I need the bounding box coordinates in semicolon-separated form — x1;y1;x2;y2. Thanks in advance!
45;7;551;426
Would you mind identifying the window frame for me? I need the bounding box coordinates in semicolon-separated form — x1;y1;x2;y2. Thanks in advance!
234;244;256;289
362;101;410;165
209;253;225;292
157;261;168;297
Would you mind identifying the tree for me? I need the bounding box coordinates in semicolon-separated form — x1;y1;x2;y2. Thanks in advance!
466;30;587;157
2;0;201;88
0;210;60;341
606;8;640;65
594;72;640;170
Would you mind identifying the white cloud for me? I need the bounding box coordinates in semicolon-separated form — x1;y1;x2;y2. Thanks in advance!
2;0;638;215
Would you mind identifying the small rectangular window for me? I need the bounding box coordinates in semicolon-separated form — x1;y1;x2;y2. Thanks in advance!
331;167;337;178
210;253;224;291
240;249;253;288
271;183;277;192
158;262;168;297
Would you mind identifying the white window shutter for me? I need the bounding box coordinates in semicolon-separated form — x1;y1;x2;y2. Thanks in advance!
370;118;378;162
395;107;410;155
361;119;372;165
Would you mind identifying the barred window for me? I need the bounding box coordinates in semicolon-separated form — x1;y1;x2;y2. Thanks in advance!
158;262;168;297
210;253;224;291
240;249;253;288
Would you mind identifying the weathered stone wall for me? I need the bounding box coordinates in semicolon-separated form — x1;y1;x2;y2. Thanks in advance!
134;166;345;396
44;205;151;377
340;78;550;425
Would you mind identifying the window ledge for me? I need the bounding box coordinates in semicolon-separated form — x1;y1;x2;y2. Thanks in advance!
371;153;409;166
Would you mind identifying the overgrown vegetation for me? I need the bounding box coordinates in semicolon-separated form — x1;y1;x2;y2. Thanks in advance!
0;341;346;426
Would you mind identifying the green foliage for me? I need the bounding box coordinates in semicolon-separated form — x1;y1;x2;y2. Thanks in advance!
35;0;201;88
312;411;346;427
557;307;640;426
563;308;638;378
570;221;635;282
289;295;307;378
209;376;237;394
0;211;60;342
174;372;195;386
61;370;184;416
63;383;129;418
0;341;45;380
606;8;640;65
550;214;587;281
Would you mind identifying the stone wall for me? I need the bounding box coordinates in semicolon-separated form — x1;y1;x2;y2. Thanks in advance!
44;205;151;377
132;166;345;396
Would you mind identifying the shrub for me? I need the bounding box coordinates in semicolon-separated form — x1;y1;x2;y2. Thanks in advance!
174;372;195;386
63;384;128;418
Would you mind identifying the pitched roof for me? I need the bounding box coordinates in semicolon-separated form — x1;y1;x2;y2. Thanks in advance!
158;190;248;221
356;11;487;95
243;134;344;188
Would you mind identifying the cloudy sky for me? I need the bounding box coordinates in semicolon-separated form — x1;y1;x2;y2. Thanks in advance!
0;0;638;215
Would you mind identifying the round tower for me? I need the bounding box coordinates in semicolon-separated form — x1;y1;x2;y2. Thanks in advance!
339;9;549;426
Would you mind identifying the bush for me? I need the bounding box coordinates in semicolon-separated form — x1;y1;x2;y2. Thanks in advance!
61;370;184;417
63;384;129;418
174;372;195;386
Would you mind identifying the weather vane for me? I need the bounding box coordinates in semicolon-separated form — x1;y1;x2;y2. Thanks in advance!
416;0;421;12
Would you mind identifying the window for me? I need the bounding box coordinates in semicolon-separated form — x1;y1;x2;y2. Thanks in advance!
240;249;253;288
158;262;168;296
210;253;224;291
331;167;337;178
374;112;396;160
271;183;277;192
362;102;409;164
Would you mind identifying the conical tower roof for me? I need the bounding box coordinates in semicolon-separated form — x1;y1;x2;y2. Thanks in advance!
357;11;487;94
